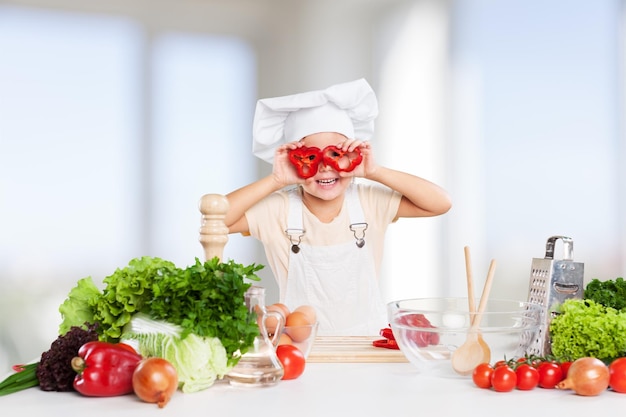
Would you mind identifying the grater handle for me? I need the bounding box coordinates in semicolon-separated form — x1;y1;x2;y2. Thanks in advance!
545;235;574;260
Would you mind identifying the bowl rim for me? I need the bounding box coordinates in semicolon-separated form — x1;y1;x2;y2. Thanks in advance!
387;297;543;332
387;297;543;312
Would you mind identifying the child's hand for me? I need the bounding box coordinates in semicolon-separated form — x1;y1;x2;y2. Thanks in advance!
337;139;378;179
272;142;307;187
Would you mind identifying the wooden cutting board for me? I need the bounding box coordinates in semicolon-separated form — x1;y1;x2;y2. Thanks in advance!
307;336;408;363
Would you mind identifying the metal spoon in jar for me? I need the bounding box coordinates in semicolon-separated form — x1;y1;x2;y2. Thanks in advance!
451;257;496;376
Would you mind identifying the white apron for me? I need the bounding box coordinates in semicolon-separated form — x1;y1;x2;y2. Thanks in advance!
283;184;387;336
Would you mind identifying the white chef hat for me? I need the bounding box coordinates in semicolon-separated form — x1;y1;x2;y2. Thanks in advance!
252;78;378;163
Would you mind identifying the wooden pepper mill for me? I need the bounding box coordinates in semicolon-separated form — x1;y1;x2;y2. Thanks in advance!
198;194;229;262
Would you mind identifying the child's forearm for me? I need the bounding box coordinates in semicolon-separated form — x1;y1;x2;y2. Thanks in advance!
366;166;451;217
224;175;284;230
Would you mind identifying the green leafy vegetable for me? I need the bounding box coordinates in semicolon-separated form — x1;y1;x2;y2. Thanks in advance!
147;257;261;357
550;299;626;363
94;256;178;340
122;313;230;393
58;277;102;335
584;277;626;311
58;256;263;371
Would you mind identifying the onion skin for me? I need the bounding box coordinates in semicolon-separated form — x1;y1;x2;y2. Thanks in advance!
132;358;179;408
556;357;609;396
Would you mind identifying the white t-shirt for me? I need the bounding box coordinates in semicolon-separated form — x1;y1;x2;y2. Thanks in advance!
245;182;402;299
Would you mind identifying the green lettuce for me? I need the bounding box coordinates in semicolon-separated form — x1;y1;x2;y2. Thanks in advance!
121;313;230;393
550;298;626;363
58;277;101;335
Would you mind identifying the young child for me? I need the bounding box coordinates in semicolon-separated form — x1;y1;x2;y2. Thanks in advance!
225;78;451;335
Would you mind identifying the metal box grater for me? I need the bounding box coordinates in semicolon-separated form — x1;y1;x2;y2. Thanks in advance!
526;235;584;356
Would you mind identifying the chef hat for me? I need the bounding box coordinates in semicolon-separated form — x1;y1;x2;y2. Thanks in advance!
252;78;378;163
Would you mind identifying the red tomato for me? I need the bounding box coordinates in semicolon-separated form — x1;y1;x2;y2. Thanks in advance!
560;361;572;378
537;361;563;389
276;345;306;380
609;357;626;393
515;364;540;390
472;363;494;389
491;365;517;392
493;360;508;368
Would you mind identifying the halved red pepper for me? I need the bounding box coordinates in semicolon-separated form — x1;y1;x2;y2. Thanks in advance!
71;341;143;397
288;146;322;179
321;145;362;173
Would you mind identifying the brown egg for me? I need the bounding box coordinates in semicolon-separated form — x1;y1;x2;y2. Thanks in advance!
294;305;317;324
262;304;287;336
277;332;293;346
284;311;313;342
272;303;291;318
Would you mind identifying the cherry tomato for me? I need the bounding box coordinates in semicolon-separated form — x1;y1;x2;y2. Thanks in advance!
515;363;540;390
491;365;517;392
472;363;494;389
560;361;572;378
276;345;306;380
493;360;508;368
609;357;626;393
537;361;563;389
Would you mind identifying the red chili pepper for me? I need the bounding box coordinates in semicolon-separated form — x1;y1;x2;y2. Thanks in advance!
71;341;143;397
288;146;322;179
321;145;362;172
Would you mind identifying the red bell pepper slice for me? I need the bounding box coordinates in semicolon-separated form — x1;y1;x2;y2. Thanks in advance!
321;145;362;172
372;338;399;350
372;326;400;350
71;341;143;397
288;146;322;179
398;313;440;346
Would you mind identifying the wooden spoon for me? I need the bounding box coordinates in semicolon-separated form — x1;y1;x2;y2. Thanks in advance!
463;247;491;365
451;257;497;376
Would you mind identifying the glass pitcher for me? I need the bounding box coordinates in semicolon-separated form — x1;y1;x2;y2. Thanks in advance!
225;285;285;387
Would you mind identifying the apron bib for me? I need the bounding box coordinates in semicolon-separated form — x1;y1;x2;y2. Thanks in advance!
283;185;387;335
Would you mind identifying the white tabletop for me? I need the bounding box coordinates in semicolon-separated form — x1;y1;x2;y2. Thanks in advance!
1;362;622;416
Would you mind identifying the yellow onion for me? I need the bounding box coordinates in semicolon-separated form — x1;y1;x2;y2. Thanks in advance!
556;357;609;396
132;357;178;408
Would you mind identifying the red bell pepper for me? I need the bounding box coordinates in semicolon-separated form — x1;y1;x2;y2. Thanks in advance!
288;146;322;179
288;145;363;178
321;145;362;173
71;341;143;397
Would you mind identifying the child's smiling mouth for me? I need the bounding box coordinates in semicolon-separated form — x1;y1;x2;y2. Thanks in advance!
317;178;337;186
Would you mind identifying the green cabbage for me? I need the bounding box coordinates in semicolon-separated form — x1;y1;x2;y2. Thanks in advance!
122;313;231;393
550;299;626;363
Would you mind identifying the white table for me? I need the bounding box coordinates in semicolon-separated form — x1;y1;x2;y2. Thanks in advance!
1;362;623;416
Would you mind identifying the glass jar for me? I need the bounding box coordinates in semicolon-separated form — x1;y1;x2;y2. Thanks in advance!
225;285;284;387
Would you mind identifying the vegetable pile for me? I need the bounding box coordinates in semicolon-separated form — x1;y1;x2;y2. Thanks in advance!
60;256;262;392
1;255;264;397
471;355;626;396
471;276;626;396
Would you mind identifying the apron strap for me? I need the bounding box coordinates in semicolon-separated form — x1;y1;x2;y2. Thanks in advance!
286;188;305;253
286;184;368;252
346;183;368;248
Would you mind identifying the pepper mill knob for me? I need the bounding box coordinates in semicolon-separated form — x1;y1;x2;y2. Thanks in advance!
199;194;229;262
